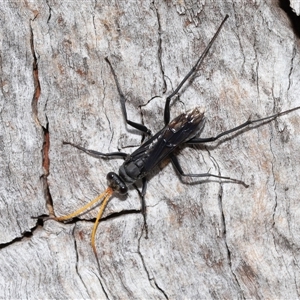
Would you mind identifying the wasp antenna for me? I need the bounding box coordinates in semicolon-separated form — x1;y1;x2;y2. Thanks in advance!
54;189;110;222
91;187;113;256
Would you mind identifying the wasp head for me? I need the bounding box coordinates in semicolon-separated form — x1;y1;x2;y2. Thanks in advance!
106;172;128;194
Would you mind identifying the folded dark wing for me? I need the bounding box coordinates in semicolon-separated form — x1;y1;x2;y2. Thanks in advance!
130;108;205;175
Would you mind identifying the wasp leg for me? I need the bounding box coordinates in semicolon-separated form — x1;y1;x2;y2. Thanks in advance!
105;57;152;135
186;106;300;144
133;177;148;238
170;154;249;188
164;15;229;125
63;141;128;159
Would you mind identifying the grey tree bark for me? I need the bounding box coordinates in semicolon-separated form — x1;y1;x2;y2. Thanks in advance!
1;1;300;299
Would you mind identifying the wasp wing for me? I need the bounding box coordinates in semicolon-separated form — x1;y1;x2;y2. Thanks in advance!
129;108;205;176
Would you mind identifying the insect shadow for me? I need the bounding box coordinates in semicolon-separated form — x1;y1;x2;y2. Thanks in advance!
51;15;300;255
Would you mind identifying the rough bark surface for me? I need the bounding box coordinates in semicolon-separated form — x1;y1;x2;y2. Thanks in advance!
1;1;300;299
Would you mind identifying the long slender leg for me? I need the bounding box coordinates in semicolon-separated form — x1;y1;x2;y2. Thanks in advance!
133;177;148;238
63;141;128;159
186;106;300;144
170;154;249;188
105;57;152;135
164;15;229;125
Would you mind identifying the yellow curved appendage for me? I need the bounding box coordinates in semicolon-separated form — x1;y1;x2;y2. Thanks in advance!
54;188;111;222
91;188;113;254
54;187;113;255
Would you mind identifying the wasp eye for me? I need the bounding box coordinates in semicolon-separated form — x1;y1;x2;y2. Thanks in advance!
119;184;128;195
106;172;115;181
106;172;128;195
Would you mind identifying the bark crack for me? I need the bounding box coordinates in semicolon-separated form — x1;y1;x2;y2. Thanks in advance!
41;124;54;214
99;209;141;222
0;54;6;106
104;105;115;150
92;9;98;48
208;150;245;299
0;220;43;250
137;236;169;299
30;19;54;216
218;185;245;299
45;0;52;23
269;133;278;228
72;226;91;298
30;19;41;127
152;1;167;94
231;5;246;74
253;37;260;103
287;44;296;93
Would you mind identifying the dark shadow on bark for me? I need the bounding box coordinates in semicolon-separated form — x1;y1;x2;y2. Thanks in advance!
279;0;300;38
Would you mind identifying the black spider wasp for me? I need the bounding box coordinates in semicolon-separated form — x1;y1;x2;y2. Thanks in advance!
54;15;300;254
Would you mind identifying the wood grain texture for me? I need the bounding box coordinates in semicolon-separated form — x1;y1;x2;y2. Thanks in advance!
1;1;300;299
